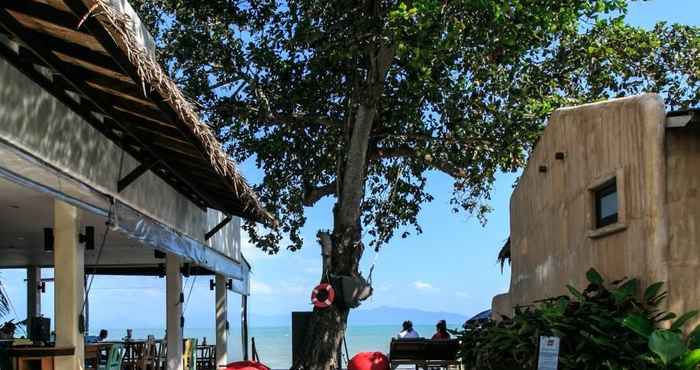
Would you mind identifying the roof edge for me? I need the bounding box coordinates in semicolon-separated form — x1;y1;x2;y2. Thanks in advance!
84;0;274;225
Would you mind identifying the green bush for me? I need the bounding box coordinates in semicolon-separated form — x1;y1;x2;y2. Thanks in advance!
455;269;700;370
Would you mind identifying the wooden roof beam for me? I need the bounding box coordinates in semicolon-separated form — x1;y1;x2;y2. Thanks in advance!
0;8;217;211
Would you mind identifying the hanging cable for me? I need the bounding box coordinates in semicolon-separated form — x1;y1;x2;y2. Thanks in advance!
79;199;114;333
183;275;197;315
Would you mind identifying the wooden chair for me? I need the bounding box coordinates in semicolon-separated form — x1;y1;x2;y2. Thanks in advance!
155;339;167;370
98;344;124;370
195;345;214;370
138;338;158;370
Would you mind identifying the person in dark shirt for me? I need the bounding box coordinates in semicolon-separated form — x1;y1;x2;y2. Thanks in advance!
85;329;108;343
431;320;450;340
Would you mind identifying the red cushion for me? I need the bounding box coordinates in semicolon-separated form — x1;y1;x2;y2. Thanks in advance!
225;361;271;370
348;352;390;370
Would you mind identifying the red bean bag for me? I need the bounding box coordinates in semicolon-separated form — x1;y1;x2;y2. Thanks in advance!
225;361;271;370
348;352;390;370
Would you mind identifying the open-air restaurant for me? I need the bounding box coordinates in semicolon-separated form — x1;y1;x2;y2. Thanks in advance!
0;0;270;369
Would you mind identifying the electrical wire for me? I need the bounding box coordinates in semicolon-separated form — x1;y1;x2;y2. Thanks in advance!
79;200;114;326
182;275;197;315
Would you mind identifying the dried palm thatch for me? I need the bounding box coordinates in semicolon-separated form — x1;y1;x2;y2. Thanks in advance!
81;0;274;225
497;237;511;272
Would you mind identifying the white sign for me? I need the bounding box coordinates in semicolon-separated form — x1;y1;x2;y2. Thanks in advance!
537;336;560;370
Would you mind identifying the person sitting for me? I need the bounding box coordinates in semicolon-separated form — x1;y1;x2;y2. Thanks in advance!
397;320;420;339
431;320;450;340
85;329;108;343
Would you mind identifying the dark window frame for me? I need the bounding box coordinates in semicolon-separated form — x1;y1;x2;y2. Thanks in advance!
595;179;618;228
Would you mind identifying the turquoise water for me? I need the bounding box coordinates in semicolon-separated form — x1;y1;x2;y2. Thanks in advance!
102;325;437;369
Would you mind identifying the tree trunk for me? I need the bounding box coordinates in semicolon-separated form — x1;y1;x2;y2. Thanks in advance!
294;228;362;370
294;45;395;370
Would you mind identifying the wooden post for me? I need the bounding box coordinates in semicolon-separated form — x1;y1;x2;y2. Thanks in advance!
26;266;41;337
241;294;249;361
53;199;84;370
215;274;228;367
166;254;184;370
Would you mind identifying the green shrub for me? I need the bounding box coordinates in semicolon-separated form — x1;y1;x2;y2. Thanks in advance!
455;269;700;370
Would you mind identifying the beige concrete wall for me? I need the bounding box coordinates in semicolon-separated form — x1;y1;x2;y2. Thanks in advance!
0;56;208;241
665;127;700;327
493;94;668;317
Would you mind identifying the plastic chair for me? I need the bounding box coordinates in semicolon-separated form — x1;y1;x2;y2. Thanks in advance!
183;338;198;370
99;344;125;370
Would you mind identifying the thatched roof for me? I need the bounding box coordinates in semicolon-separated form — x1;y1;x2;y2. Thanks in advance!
0;0;274;225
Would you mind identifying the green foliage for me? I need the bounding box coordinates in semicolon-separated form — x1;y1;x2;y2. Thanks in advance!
131;0;700;253
456;269;700;370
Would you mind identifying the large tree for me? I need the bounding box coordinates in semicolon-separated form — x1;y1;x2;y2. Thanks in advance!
133;0;698;368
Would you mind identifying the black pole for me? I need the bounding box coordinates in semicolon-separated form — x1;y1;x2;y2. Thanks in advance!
242;295;249;361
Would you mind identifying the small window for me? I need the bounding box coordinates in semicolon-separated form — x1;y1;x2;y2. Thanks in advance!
595;179;618;228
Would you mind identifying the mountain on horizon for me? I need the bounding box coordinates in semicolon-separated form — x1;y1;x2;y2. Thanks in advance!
246;306;471;327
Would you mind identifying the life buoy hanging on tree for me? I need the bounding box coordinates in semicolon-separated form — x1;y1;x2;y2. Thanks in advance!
311;283;335;308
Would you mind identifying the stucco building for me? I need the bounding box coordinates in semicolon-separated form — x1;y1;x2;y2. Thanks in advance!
492;94;700;325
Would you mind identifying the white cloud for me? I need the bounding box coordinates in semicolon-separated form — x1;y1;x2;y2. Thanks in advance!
455;291;471;299
251;279;273;295
414;281;434;290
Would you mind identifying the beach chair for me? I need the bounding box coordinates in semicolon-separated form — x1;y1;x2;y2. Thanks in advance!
98;344;124;370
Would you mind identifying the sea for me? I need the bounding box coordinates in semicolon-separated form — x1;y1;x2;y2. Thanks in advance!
103;325;437;369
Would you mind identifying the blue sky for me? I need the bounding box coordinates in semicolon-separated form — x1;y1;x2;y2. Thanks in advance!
0;0;698;332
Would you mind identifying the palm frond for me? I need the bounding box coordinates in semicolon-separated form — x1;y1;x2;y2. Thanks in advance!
497;237;511;273
0;277;11;319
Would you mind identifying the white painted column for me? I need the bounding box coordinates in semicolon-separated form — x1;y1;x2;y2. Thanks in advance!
26;266;41;336
166;254;184;370
53;200;84;370
215;274;228;367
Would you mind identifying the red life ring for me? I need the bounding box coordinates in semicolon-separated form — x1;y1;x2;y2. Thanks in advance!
311;283;335;308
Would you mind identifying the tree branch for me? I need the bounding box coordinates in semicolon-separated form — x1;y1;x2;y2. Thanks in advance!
368;145;467;178
370;132;495;147
303;182;337;207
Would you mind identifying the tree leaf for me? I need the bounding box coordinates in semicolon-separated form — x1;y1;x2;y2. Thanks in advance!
679;349;700;370
623;314;654;338
671;310;699;332
644;282;665;302
688;326;700;350
566;285;584;301
649;330;687;365
586;268;604;285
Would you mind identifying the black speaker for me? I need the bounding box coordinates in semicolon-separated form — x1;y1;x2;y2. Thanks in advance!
79;226;95;250
43;228;53;251
30;317;50;343
291;311;313;366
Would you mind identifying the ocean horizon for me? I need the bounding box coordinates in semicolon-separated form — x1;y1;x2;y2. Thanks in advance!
100;324;448;369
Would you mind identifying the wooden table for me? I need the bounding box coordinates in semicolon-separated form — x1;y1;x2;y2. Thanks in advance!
7;346;75;370
85;343;113;369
